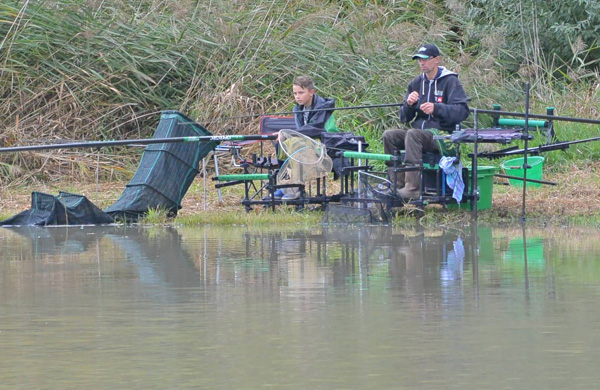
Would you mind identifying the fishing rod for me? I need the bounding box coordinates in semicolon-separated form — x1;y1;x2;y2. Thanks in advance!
471;107;600;126
198;102;600;136
201;102;404;125
495;173;557;186
200;101;600;127
6;100;600;155
475;136;600;159
0;103;402;154
0;134;277;154
265;102;403;116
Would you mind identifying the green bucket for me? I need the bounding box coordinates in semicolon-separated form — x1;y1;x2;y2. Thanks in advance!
448;165;498;210
501;156;545;188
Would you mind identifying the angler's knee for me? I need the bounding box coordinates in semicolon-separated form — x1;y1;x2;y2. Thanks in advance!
382;129;396;142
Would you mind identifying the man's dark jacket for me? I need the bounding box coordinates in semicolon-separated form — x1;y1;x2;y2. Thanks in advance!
399;66;469;132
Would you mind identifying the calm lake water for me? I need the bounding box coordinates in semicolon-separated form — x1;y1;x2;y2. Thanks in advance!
1;224;600;389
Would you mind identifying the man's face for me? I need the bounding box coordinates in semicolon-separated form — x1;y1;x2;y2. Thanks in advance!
417;56;440;75
293;85;315;106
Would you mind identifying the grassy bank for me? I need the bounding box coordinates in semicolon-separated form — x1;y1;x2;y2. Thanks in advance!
2;160;600;227
146;159;600;228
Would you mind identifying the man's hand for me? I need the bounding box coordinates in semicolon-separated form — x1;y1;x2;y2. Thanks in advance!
420;102;435;115
407;91;419;106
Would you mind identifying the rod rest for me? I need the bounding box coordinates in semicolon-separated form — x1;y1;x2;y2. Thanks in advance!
251;154;280;169
497;118;548;128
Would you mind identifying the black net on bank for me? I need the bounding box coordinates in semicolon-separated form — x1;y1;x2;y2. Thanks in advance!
1;111;217;226
0;191;113;226
105;111;216;222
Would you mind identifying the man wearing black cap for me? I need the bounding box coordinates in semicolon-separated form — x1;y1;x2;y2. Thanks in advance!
382;43;469;200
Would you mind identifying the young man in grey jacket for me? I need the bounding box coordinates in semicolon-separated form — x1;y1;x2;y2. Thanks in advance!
292;76;338;137
276;76;338;200
383;43;469;200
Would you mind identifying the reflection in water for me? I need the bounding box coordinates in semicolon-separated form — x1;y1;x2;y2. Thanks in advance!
2;225;600;389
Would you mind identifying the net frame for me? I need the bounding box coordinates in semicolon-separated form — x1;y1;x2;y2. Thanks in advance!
277;129;333;184
355;171;392;223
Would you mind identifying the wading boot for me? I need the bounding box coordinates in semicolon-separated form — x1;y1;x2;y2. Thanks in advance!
388;167;405;193
375;167;405;199
398;170;420;201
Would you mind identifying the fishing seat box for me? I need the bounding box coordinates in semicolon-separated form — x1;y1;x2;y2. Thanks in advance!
420;152;469;201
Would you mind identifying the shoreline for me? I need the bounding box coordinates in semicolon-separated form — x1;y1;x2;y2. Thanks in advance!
2;161;600;227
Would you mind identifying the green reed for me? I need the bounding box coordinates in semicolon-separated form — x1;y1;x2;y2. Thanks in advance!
1;0;599;185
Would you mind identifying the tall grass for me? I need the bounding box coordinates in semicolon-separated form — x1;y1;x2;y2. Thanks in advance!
1;0;599;185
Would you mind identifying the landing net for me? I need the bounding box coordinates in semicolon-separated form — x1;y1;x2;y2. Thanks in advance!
323;171;391;224
277;129;333;185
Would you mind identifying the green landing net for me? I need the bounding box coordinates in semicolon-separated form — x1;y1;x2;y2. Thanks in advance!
277;129;333;185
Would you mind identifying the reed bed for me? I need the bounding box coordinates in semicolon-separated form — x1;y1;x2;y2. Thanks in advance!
1;0;599;188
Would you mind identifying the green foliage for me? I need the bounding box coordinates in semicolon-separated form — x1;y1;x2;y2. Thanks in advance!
1;0;599;183
463;0;600;80
140;207;171;224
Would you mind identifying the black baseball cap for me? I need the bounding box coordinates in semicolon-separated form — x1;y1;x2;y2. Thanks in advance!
412;44;440;59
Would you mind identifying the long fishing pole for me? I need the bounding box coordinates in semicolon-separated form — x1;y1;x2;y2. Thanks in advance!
0;103;402;154
470;108;600;126
475;136;600;159
6;99;600;155
200;102;405;125
201;102;600;127
0;134;277;154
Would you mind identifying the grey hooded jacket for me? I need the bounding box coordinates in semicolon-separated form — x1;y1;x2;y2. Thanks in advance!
293;93;336;137
399;66;469;132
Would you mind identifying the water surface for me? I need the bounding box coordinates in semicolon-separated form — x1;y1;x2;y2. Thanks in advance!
1;224;600;389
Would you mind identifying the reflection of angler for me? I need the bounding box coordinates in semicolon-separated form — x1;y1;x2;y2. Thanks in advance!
441;237;464;282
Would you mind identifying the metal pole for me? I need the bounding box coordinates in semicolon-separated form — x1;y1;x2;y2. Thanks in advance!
522;83;530;221
470;108;600;126
357;141;362;208
472;108;478;220
202;158;207;211
0;134;278;154
213;152;223;203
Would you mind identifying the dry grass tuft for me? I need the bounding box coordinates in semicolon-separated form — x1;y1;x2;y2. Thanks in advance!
492;162;600;222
